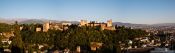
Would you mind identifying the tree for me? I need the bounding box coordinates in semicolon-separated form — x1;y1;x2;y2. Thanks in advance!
11;24;24;53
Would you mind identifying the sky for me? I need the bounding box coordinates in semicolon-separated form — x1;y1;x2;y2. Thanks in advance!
0;0;175;24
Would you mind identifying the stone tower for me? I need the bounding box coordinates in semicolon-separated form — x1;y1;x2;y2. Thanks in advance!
107;19;112;27
43;22;50;32
80;20;88;26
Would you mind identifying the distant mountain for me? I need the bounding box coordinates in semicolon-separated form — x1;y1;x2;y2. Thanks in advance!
0;18;29;24
69;21;79;24
113;22;175;29
18;19;79;24
1;18;175;27
0;18;16;24
19;19;45;24
113;22;148;27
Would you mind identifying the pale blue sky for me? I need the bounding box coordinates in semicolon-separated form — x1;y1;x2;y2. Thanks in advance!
0;0;175;24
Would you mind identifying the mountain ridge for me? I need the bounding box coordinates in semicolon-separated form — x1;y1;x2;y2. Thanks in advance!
0;18;175;27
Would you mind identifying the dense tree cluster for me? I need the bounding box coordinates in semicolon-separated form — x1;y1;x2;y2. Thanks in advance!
0;23;12;32
0;23;148;53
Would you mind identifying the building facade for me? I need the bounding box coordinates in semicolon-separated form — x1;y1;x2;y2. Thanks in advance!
43;21;71;32
80;20;115;30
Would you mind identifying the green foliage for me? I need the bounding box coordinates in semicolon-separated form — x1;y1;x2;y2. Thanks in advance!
0;23;147;53
0;23;12;32
10;24;24;53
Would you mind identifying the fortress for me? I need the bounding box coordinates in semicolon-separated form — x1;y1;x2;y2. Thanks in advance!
80;19;115;30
